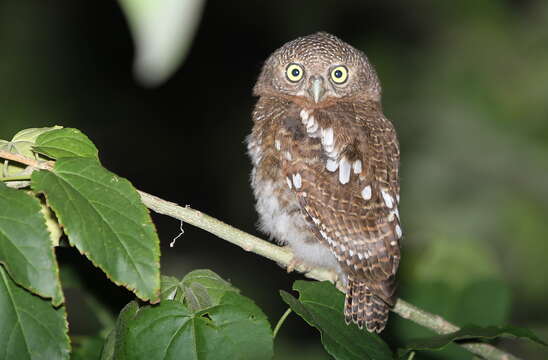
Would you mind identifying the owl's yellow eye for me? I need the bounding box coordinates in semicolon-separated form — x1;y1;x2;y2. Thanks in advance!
286;64;304;82
330;66;348;84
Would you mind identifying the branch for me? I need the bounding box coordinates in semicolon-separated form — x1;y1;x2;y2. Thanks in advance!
0;150;53;170
0;149;519;360
139;190;518;360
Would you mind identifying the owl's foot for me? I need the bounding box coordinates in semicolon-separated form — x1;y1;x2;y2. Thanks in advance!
334;276;346;292
286;255;312;274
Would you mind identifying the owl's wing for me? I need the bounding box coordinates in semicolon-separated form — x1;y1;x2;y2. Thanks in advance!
277;102;401;304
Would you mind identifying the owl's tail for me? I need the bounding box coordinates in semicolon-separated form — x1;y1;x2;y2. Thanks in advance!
344;276;390;333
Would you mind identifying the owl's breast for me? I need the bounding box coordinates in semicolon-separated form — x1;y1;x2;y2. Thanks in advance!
247;126;306;244
247;104;341;272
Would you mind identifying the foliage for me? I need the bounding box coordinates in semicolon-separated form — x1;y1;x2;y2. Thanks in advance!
0;127;545;358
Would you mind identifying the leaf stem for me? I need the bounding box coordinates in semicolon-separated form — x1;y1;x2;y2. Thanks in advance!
273;308;292;339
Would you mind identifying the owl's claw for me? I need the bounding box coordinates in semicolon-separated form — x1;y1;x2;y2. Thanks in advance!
286;256;312;274
334;277;346;292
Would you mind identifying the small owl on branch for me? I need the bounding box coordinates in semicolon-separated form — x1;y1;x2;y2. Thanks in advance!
247;32;401;333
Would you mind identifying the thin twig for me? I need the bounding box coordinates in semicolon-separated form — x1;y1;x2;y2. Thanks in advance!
0;149;520;360
0;150;53;170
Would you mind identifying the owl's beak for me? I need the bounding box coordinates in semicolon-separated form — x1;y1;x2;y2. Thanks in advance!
308;76;326;103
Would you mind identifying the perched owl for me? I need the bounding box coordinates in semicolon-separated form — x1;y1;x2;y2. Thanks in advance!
247;32;401;332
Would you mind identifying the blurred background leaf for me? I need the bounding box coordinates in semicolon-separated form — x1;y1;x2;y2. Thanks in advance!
118;0;205;86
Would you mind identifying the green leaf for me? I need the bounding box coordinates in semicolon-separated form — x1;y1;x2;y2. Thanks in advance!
0;266;70;360
118;0;205;86
184;282;212;312
34;128;99;160
159;275;185;302
0;126;61;176
101;301;140;360
397;325;548;357
125;292;273;360
31;157;160;302
280;281;393;360
181;269;239;306
161;272;231;309
72;336;105;360
0;182;63;305
39;196;63;247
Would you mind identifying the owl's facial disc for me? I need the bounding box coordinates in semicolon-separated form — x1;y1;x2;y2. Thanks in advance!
308;76;325;103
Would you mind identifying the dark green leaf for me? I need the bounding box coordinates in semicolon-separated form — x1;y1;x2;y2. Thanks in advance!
398;325;548;357
184;282;212;312
280;281;393;360
0;266;70;360
34;128;99;160
31;157;160;302
159;275;185;302
125;292;273;360
101;301;140;360
181;269;239;306
0;182;63;305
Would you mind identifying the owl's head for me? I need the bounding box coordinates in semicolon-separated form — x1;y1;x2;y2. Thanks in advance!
254;32;381;107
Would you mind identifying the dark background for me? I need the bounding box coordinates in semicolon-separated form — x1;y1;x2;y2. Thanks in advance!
1;1;547;359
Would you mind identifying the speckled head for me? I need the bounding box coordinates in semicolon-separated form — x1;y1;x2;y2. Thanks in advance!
254;32;381;106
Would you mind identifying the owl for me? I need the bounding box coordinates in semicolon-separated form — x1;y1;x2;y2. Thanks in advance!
247;32;401;332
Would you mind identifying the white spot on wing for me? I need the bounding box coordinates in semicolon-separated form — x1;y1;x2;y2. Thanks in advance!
321;127;334;146
390;240;398;246
361;185;372;200
286;177;292;189
346;259;352;266
339;157;351;184
357;253;363;260
395;224;402;238
381;189;394;208
275;140;281;151
349;249;354;257
352;160;362;174
300;109;309;124
292;173;302;189
326;159;338;172
284;151;292;161
306;116;318;133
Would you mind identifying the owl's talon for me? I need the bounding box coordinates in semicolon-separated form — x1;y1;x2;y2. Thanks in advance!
286;256;301;273
286;256;313;274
